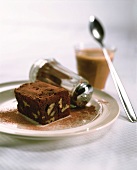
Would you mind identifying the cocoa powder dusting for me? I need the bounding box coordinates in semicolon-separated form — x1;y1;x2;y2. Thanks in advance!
0;106;97;131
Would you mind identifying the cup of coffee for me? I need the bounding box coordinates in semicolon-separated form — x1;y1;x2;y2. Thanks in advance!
75;42;116;89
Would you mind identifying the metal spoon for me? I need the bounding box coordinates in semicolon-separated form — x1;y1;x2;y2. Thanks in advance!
89;15;137;122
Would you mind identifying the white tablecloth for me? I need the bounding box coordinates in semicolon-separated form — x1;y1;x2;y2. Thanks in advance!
0;1;137;170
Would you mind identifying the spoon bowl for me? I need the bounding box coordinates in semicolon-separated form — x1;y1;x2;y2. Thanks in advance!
89;15;137;122
89;16;104;44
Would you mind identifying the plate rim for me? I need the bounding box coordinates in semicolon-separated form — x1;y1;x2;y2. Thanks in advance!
0;80;120;139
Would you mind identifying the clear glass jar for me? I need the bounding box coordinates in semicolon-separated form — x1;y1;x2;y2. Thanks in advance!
29;58;93;107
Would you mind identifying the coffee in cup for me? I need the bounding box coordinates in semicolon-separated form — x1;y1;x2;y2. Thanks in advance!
75;42;115;89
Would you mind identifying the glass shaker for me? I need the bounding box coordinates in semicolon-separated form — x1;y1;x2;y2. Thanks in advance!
29;58;93;107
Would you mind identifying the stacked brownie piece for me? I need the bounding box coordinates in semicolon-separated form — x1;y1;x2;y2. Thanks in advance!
14;81;70;125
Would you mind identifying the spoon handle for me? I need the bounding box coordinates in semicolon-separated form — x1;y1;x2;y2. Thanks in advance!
102;46;137;122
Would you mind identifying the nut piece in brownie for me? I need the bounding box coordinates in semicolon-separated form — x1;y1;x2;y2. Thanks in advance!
14;81;70;125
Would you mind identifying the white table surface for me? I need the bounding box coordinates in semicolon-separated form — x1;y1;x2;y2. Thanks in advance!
0;1;137;170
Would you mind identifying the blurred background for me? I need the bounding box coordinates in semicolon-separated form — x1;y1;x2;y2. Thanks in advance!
0;0;136;83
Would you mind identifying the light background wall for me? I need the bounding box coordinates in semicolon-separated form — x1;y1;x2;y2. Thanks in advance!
0;0;136;81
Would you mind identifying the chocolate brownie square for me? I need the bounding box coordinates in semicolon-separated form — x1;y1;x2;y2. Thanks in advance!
14;81;70;125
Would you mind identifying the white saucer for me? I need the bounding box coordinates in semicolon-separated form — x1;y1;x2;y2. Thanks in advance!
0;80;120;140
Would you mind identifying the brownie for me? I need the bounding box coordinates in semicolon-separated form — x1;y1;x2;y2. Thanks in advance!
14;81;70;125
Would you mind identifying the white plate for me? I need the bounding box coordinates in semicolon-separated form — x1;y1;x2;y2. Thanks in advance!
0;80;120;140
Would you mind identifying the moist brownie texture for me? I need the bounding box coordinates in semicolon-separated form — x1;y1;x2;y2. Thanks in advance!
14;81;70;125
